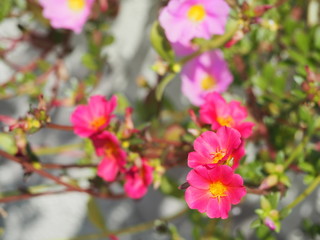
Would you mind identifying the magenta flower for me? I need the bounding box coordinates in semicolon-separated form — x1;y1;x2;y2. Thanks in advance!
39;0;94;33
188;127;245;169
91;131;126;182
124;158;153;199
200;92;255;138
159;0;230;45
181;50;233;106
185;165;246;219
70;95;117;138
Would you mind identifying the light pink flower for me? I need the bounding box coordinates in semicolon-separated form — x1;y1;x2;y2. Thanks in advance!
159;0;230;45
181;50;233;106
200;92;255;138
91;131;126;182
188;127;245;169
124;158;153;199
39;0;94;33
70;95;117;138
185;165;246;219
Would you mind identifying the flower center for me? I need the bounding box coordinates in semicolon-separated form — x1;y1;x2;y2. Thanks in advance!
104;142;117;157
210;149;226;164
200;75;216;90
217;116;234;127
91;116;107;130
187;5;206;22
68;0;85;11
210;181;227;199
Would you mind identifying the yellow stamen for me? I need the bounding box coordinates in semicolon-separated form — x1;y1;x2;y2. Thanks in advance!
217;116;234;127
91;116;107;130
210;149;226;164
105;143;117;157
68;0;85;11
187;5;206;22
200;75;216;90
210;181;227;199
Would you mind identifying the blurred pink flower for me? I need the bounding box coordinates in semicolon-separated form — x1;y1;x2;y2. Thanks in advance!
39;0;94;33
159;0;230;45
200;92;255;138
188;127;245;169
185;165;246;219
264;217;276;231
70;95;117;138
124;158;153;199
181;50;233;106
91;131;126;182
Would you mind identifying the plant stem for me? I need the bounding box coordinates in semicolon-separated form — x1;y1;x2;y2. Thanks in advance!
283;174;320;211
33;143;83;155
46;123;74;131
283;136;308;169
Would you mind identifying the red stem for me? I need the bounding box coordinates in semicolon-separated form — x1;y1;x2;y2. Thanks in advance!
46;123;74;131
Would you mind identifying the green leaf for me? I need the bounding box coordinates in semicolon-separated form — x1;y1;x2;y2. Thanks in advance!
82;54;98;71
251;218;262;228
87;197;108;232
268;192;281;209
0;133;17;154
280;208;292;218
150;21;174;62
314;27;320;50
0;0;12;22
159;175;183;198
294;30;309;54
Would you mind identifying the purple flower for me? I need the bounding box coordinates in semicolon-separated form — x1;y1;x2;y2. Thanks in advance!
39;0;94;34
181;50;233;106
264;217;276;231
159;0;230;45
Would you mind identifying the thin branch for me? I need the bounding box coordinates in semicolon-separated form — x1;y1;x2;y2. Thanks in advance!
46;123;74;131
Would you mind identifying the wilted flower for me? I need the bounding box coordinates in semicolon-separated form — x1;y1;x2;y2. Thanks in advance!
70;95;117;138
185;165;246;219
159;0;230;45
39;0;94;33
188;127;245;169
124;158;153;199
91;131;126;182
181;50;233;106
200;92;255;138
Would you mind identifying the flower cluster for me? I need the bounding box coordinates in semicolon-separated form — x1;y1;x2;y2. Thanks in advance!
184;92;254;219
71;95;153;199
159;0;232;105
185;127;247;219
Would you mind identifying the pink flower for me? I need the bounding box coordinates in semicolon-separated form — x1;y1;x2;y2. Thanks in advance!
91;131;126;182
185;165;246;219
181;50;233;106
159;0;230;45
39;0;94;33
264;217;276;231
188;127;245;169
70;95;117;138
200;92;255;138
124;158;153;199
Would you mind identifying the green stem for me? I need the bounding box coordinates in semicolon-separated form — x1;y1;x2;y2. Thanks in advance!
54;207;188;240
284;175;320;211
34;143;83;155
283;136;308;169
155;72;176;101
